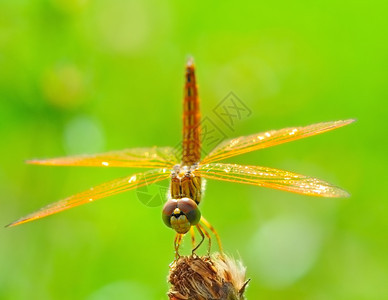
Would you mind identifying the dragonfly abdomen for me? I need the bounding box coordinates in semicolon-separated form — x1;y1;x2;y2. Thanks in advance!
182;58;201;166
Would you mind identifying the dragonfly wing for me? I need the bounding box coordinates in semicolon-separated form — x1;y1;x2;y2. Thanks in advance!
6;168;170;227
196;163;349;198
27;146;179;169
202;119;355;164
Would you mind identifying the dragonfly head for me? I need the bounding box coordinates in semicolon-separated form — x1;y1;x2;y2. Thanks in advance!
162;198;201;234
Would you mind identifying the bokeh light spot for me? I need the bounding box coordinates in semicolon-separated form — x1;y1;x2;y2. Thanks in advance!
95;0;150;54
42;64;86;110
249;215;325;288
64;116;105;155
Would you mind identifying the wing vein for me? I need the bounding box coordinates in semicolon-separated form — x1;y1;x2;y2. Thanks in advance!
202;119;355;164
6;169;170;227
196;163;349;198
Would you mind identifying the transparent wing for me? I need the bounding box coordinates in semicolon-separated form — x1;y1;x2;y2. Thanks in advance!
196;163;349;198
202;119;355;164
27;146;179;169
6;168;170;227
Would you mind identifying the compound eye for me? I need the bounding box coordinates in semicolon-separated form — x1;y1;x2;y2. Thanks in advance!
178;198;201;226
162;200;178;228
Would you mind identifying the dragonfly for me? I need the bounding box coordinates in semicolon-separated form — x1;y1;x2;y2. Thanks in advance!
7;58;354;256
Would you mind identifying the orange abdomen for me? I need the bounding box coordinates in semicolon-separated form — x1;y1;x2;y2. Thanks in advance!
182;59;201;166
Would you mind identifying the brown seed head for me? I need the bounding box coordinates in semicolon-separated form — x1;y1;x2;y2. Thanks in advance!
168;253;249;300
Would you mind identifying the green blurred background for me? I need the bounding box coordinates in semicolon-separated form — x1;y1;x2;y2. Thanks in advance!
1;0;387;299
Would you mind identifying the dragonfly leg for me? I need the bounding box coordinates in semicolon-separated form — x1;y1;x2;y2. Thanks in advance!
190;227;196;249
192;225;205;254
174;233;183;260
200;216;223;254
198;223;211;256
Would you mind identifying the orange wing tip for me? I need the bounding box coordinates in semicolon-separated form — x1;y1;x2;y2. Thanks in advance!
340;119;356;125
5;214;44;228
5;221;18;228
26;159;73;165
6;218;30;228
328;119;355;129
330;188;350;198
25;159;48;165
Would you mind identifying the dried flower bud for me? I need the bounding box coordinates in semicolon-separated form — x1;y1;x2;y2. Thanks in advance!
168;253;249;300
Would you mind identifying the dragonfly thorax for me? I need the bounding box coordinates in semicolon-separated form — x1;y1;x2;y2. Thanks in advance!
170;164;202;204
